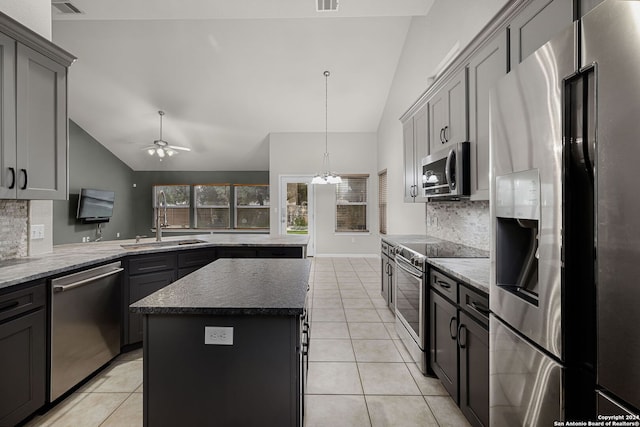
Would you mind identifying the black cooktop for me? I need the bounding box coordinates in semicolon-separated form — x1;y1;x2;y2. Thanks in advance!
398;241;489;259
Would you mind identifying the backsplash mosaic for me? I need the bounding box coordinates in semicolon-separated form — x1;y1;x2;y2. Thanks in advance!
0;200;28;260
426;200;490;251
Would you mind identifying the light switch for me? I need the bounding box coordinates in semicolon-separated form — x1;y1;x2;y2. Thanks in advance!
31;224;45;240
204;326;233;345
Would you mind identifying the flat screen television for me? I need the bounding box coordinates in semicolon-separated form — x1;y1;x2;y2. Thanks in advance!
76;188;115;223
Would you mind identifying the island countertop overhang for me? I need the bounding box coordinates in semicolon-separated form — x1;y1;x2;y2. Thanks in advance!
130;258;312;316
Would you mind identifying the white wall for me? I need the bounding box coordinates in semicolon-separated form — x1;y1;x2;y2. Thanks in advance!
269;132;379;256
1;0;51;39
377;0;508;235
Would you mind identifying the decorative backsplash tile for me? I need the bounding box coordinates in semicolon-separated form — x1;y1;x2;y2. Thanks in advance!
0;200;28;260
426;200;490;251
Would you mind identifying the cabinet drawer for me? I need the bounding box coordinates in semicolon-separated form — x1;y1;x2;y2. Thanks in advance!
459;284;489;327
177;248;217;269
431;269;458;302
217;247;258;258
0;282;46;323
127;253;177;275
257;247;303;258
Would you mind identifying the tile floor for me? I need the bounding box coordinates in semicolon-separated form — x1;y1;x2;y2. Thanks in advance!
25;257;469;427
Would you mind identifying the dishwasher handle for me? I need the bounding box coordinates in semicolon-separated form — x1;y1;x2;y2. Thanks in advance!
53;267;123;293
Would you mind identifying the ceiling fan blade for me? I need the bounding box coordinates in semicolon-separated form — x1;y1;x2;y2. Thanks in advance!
141;144;158;151
167;145;191;152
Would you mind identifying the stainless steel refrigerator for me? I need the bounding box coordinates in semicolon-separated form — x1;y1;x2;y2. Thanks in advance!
489;1;640;424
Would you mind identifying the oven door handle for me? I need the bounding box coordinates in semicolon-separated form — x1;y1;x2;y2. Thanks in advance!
395;258;422;278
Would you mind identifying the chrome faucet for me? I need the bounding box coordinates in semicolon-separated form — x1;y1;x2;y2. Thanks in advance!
156;190;168;241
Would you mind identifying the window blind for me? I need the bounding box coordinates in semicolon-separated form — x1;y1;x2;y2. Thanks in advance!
378;170;387;235
336;175;369;232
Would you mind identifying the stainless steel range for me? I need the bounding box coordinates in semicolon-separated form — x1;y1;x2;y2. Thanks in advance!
394;239;488;375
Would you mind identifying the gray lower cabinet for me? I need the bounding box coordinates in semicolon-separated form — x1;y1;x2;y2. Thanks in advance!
468;32;508;200
125;253;177;345
430;269;489;427
144;314;302;426
0;282;46;427
509;0;573;70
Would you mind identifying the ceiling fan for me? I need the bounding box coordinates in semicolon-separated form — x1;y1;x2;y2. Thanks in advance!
143;111;191;159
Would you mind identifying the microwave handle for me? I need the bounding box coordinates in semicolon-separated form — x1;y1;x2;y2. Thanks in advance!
445;148;455;191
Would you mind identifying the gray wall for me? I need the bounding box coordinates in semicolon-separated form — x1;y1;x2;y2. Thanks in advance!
53;121;136;244
131;171;269;236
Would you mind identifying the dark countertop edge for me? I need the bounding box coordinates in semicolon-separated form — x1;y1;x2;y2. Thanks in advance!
130;307;304;316
427;258;490;295
0;237;308;291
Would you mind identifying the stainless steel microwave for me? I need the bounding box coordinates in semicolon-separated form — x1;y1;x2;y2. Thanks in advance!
421;141;470;198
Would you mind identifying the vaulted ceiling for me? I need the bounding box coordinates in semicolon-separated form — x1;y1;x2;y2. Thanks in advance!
52;0;434;171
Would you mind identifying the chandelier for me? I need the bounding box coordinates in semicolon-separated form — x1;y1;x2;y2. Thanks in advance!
311;71;342;185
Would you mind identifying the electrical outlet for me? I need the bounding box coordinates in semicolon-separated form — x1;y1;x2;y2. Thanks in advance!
30;224;45;240
116;232;120;238
204;326;233;345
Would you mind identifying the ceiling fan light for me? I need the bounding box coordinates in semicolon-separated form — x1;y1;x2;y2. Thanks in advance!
157;148;165;158
147;148;156;155
167;149;175;156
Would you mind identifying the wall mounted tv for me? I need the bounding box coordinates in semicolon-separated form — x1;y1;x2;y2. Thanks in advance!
76;188;115;223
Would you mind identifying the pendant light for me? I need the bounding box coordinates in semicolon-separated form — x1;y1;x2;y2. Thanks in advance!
312;71;342;185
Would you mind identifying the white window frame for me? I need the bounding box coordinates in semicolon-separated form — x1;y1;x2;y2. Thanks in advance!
335;175;370;233
193;184;231;229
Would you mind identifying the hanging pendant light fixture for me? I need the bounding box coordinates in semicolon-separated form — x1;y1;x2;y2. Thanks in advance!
312;71;342;185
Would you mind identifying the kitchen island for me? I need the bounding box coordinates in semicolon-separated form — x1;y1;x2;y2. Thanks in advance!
131;258;311;427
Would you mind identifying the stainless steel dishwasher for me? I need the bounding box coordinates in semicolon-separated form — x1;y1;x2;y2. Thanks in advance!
50;261;123;401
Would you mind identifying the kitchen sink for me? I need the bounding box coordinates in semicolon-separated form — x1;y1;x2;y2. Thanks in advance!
120;239;206;250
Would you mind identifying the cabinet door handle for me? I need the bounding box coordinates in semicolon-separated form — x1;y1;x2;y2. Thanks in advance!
20;169;27;190
439;127;445;143
436;279;451;289
449;316;458;340
443;125;449;143
470;301;490;315
0;300;20;313
7;167;15;189
457;323;467;349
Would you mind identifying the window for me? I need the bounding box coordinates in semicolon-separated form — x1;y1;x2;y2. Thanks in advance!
194;184;231;229
235;184;270;229
153;185;190;228
336;175;369;232
378;170;387;235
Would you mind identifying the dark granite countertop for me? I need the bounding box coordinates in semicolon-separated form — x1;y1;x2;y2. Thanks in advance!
131;258;311;316
381;235;490;294
0;234;309;291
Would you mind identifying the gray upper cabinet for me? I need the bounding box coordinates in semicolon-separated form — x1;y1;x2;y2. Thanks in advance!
16;44;67;199
0;13;74;200
402;103;429;203
468;32;508;201
0;33;16;199
509;0;573;69
429;68;467;154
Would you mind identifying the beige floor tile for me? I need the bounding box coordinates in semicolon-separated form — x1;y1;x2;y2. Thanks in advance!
352;340;404;362
366;288;384;299
28;392;129;427
425;396;471;427
376;308;395;323
392;338;414;363
406;363;448;396
118;348;143;361
384;322;400;339
309;339;355;362
315;271;338;279
313;289;341;299
345;308;382;322
371;297;389;309
101;392;143;427
348;323;390;340
333;264;355;272
312;308;346;322
340;289;370;299
135;384;143;393
306;362;363;394
357;271;380;279
342;298;374;309
338;281;365;290
79;360;143;393
366;395;438;427
310;322;350;339
336;271;358;279
313;263;335;272
358;363;421;395
304;395;370;427
312;297;343;308
313;282;339;290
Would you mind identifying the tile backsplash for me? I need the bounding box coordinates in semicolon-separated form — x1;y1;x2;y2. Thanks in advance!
0;200;28;260
426;200;490;251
